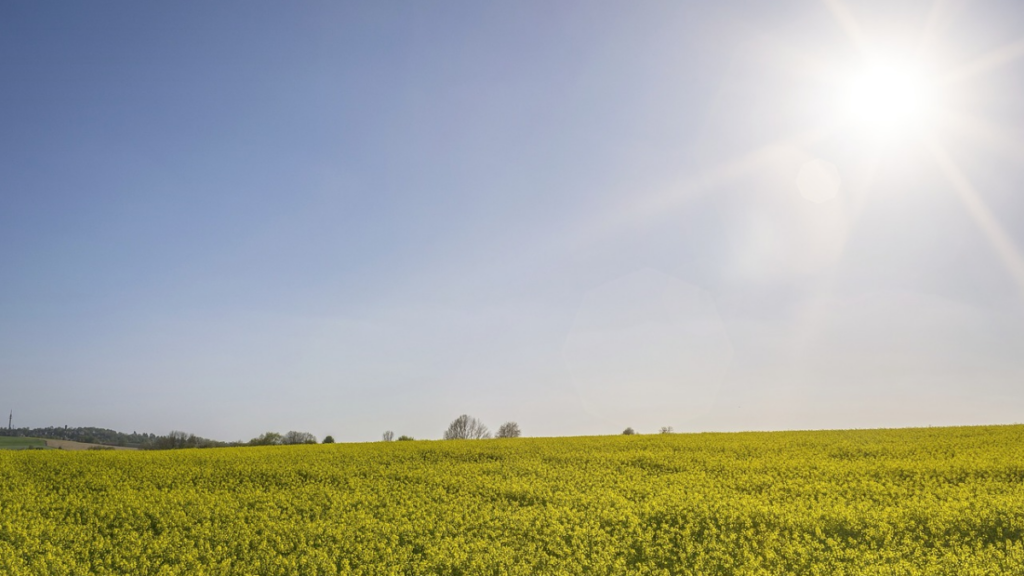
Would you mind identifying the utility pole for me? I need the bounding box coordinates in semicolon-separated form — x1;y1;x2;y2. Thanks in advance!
8;410;11;431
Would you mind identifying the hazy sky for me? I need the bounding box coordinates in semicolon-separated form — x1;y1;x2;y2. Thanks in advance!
3;1;1024;442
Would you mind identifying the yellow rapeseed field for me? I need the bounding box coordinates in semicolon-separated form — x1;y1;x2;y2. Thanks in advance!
2;425;1023;575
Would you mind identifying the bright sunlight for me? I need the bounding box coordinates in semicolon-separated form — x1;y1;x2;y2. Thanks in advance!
839;59;939;142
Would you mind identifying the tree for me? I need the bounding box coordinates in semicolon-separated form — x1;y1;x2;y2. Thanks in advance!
250;431;283;446
496;422;521;438
443;414;491;440
622;427;636;435
659;426;674;434
322;435;335;444
397;435;414;441
382;430;395;442
167;430;191;449
281;431;317;445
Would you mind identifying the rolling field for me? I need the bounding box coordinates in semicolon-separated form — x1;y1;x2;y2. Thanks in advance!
2;426;1024;575
0;436;47;450
42;439;138;451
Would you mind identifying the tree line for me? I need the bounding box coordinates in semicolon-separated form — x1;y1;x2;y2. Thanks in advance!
0;425;320;450
4;419;677;450
3;415;550;450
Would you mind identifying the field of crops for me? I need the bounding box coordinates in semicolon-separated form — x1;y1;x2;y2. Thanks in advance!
2;425;1023;575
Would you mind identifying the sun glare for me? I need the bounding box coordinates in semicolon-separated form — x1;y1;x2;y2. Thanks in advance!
840;60;938;142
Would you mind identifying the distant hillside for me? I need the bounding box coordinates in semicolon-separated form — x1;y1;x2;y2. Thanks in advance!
0;436;48;450
0;426;156;447
1;425;333;450
0;426;232;449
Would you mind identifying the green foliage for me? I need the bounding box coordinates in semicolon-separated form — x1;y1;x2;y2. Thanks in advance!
322;435;335;444
281;431;317;445
147;430;234;450
622;427;636;435
397;435;414;441
2;425;1024;574
248;431;283;446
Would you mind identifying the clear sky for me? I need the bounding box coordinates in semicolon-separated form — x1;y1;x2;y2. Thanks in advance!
3;1;1024;442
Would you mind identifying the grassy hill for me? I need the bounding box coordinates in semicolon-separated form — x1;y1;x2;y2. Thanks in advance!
0;436;47;450
2;425;1024;574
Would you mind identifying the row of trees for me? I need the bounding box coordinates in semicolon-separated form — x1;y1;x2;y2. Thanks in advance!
156;420;674;448
8;420;675;449
248;431;318;446
168;420;677;447
145;430;323;450
146;431;233;450
144;430;326;450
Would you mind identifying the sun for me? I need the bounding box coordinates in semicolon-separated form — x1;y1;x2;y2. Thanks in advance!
838;59;939;143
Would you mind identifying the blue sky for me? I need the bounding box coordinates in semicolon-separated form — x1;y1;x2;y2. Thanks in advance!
3;1;1024;442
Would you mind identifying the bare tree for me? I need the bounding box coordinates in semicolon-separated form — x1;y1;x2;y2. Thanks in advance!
443;414;491;440
382;430;395;442
168;430;191;449
622;427;636;435
282;431;317;445
496;421;521;438
659;426;674;434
